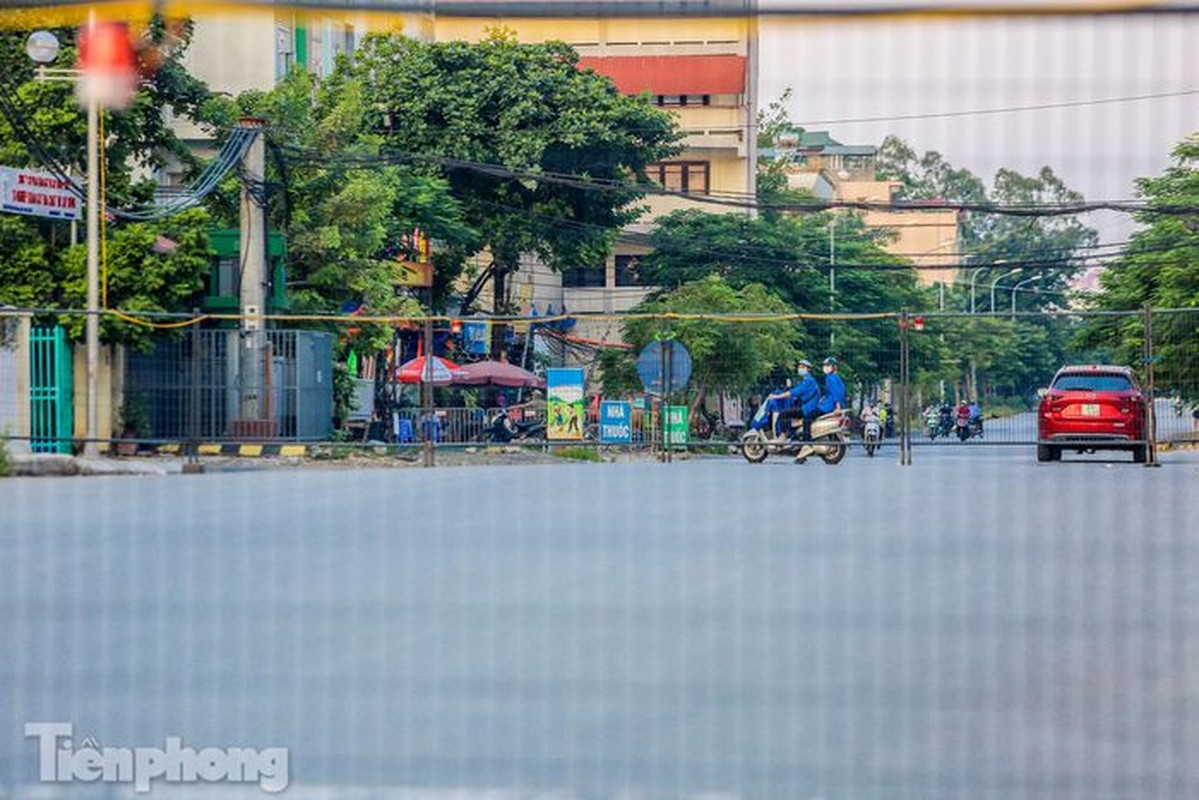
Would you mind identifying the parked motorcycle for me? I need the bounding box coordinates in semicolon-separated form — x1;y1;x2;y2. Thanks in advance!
740;406;849;465
482;409;545;443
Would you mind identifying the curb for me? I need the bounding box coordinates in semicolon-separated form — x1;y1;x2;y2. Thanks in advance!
149;443;309;458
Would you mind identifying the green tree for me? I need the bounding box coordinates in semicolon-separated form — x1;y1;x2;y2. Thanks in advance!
54;209;213;349
233;69;481;354
0;20;228;336
877;135;1097;309
637;208;934;387
351;30;682;350
1078;134;1199;398
598;275;800;410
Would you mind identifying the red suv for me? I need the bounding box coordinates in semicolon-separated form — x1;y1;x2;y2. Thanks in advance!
1037;365;1148;462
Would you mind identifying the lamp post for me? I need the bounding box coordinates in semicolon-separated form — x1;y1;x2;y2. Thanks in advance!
828;215;836;348
1011;275;1040;319
27;18;135;456
27;24;99;455
967;267;988;314
990;268;1022;314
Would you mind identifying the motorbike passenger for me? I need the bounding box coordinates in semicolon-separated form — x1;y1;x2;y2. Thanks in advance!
748;360;820;440
818;357;846;416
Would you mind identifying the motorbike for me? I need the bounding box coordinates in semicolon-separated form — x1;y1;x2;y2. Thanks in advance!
862;415;882;457
482;409;545;443
740;405;850;465
930;413;954;440
955;412;983;441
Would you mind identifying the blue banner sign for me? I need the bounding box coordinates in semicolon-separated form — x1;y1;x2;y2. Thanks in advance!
599;400;632;443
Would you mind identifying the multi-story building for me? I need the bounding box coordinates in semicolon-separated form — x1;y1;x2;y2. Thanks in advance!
765;130;961;287
432;7;758;347
165;8;429;162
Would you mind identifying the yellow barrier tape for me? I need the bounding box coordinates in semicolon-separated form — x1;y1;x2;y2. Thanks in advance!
93;308;894;326
107;310;210;329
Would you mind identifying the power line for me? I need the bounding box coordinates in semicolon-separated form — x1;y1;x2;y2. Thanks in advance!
276;144;1199;217
788;88;1199;126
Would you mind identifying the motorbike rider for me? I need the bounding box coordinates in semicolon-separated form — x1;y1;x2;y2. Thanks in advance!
967;399;983;433
938;402;954;432
861;401;881;436
749;360;820;440
956;400;971;428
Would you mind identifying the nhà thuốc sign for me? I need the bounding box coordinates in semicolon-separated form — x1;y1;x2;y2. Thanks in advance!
0;166;81;221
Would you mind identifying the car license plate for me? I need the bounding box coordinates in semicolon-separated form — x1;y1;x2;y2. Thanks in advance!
1082;404;1100;416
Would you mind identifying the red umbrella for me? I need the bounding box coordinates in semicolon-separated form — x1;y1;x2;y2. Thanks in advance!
395;355;460;385
452;360;545;388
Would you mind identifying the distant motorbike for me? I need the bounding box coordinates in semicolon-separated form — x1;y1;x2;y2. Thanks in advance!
930;413;954;440
955;412;984;441
482;409;545;443
740;405;849;465
862;415;882;457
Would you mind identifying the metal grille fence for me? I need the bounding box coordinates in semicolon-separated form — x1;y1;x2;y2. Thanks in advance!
124;328;334;442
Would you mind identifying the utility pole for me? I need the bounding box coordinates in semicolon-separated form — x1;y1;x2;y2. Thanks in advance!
237;118;267;431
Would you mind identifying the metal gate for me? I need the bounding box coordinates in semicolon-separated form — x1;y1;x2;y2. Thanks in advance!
29;325;73;453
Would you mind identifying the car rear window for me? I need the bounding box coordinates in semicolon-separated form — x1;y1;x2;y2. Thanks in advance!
1052;373;1134;392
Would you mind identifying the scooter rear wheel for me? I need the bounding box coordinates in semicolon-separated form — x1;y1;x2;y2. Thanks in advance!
820;442;847;465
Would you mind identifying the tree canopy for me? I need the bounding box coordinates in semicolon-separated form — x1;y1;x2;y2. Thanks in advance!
1077;134;1199;398
348;29;682;325
0;19;224;345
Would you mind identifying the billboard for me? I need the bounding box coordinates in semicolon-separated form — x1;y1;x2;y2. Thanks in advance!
546;367;584;441
0;166;81;221
460;320;490;355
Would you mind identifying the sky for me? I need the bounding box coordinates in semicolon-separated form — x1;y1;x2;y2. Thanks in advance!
758;11;1199;247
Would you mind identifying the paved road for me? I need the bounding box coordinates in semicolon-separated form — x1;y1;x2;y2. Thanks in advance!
2;448;1198;799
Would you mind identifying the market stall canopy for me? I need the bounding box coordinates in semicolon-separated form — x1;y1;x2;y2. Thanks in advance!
395;355;460;385
452;360;545;389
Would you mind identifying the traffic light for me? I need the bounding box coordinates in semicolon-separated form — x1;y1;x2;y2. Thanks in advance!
76;21;137;109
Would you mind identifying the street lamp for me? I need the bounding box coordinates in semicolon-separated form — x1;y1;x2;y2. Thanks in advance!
828;215;836;348
1011;274;1041;319
989;268;1022;314
27;26;100;456
27;18;135;456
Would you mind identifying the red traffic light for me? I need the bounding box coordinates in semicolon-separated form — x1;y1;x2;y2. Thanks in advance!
913;316;925;331
76;21;138;109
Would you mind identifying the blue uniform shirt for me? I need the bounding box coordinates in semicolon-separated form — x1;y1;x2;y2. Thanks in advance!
790;374;821;415
818;371;846;414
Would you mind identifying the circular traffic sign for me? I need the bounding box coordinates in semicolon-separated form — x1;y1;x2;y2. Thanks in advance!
636;339;692;396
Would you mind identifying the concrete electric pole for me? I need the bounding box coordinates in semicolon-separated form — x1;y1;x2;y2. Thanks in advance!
237;118;268;432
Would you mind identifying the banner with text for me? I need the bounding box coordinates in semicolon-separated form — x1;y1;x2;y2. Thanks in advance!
0;166;81;220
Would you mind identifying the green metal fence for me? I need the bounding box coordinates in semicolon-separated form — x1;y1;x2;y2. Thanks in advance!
28;325;73;454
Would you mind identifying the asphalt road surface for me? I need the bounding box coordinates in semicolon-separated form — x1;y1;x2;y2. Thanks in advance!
2;447;1198;799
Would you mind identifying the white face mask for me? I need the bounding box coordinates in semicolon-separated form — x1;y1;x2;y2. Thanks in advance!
797;368;809;377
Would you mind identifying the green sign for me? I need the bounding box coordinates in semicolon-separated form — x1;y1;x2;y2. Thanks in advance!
664;405;688;448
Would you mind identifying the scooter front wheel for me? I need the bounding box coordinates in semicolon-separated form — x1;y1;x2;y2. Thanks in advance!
741;431;769;463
